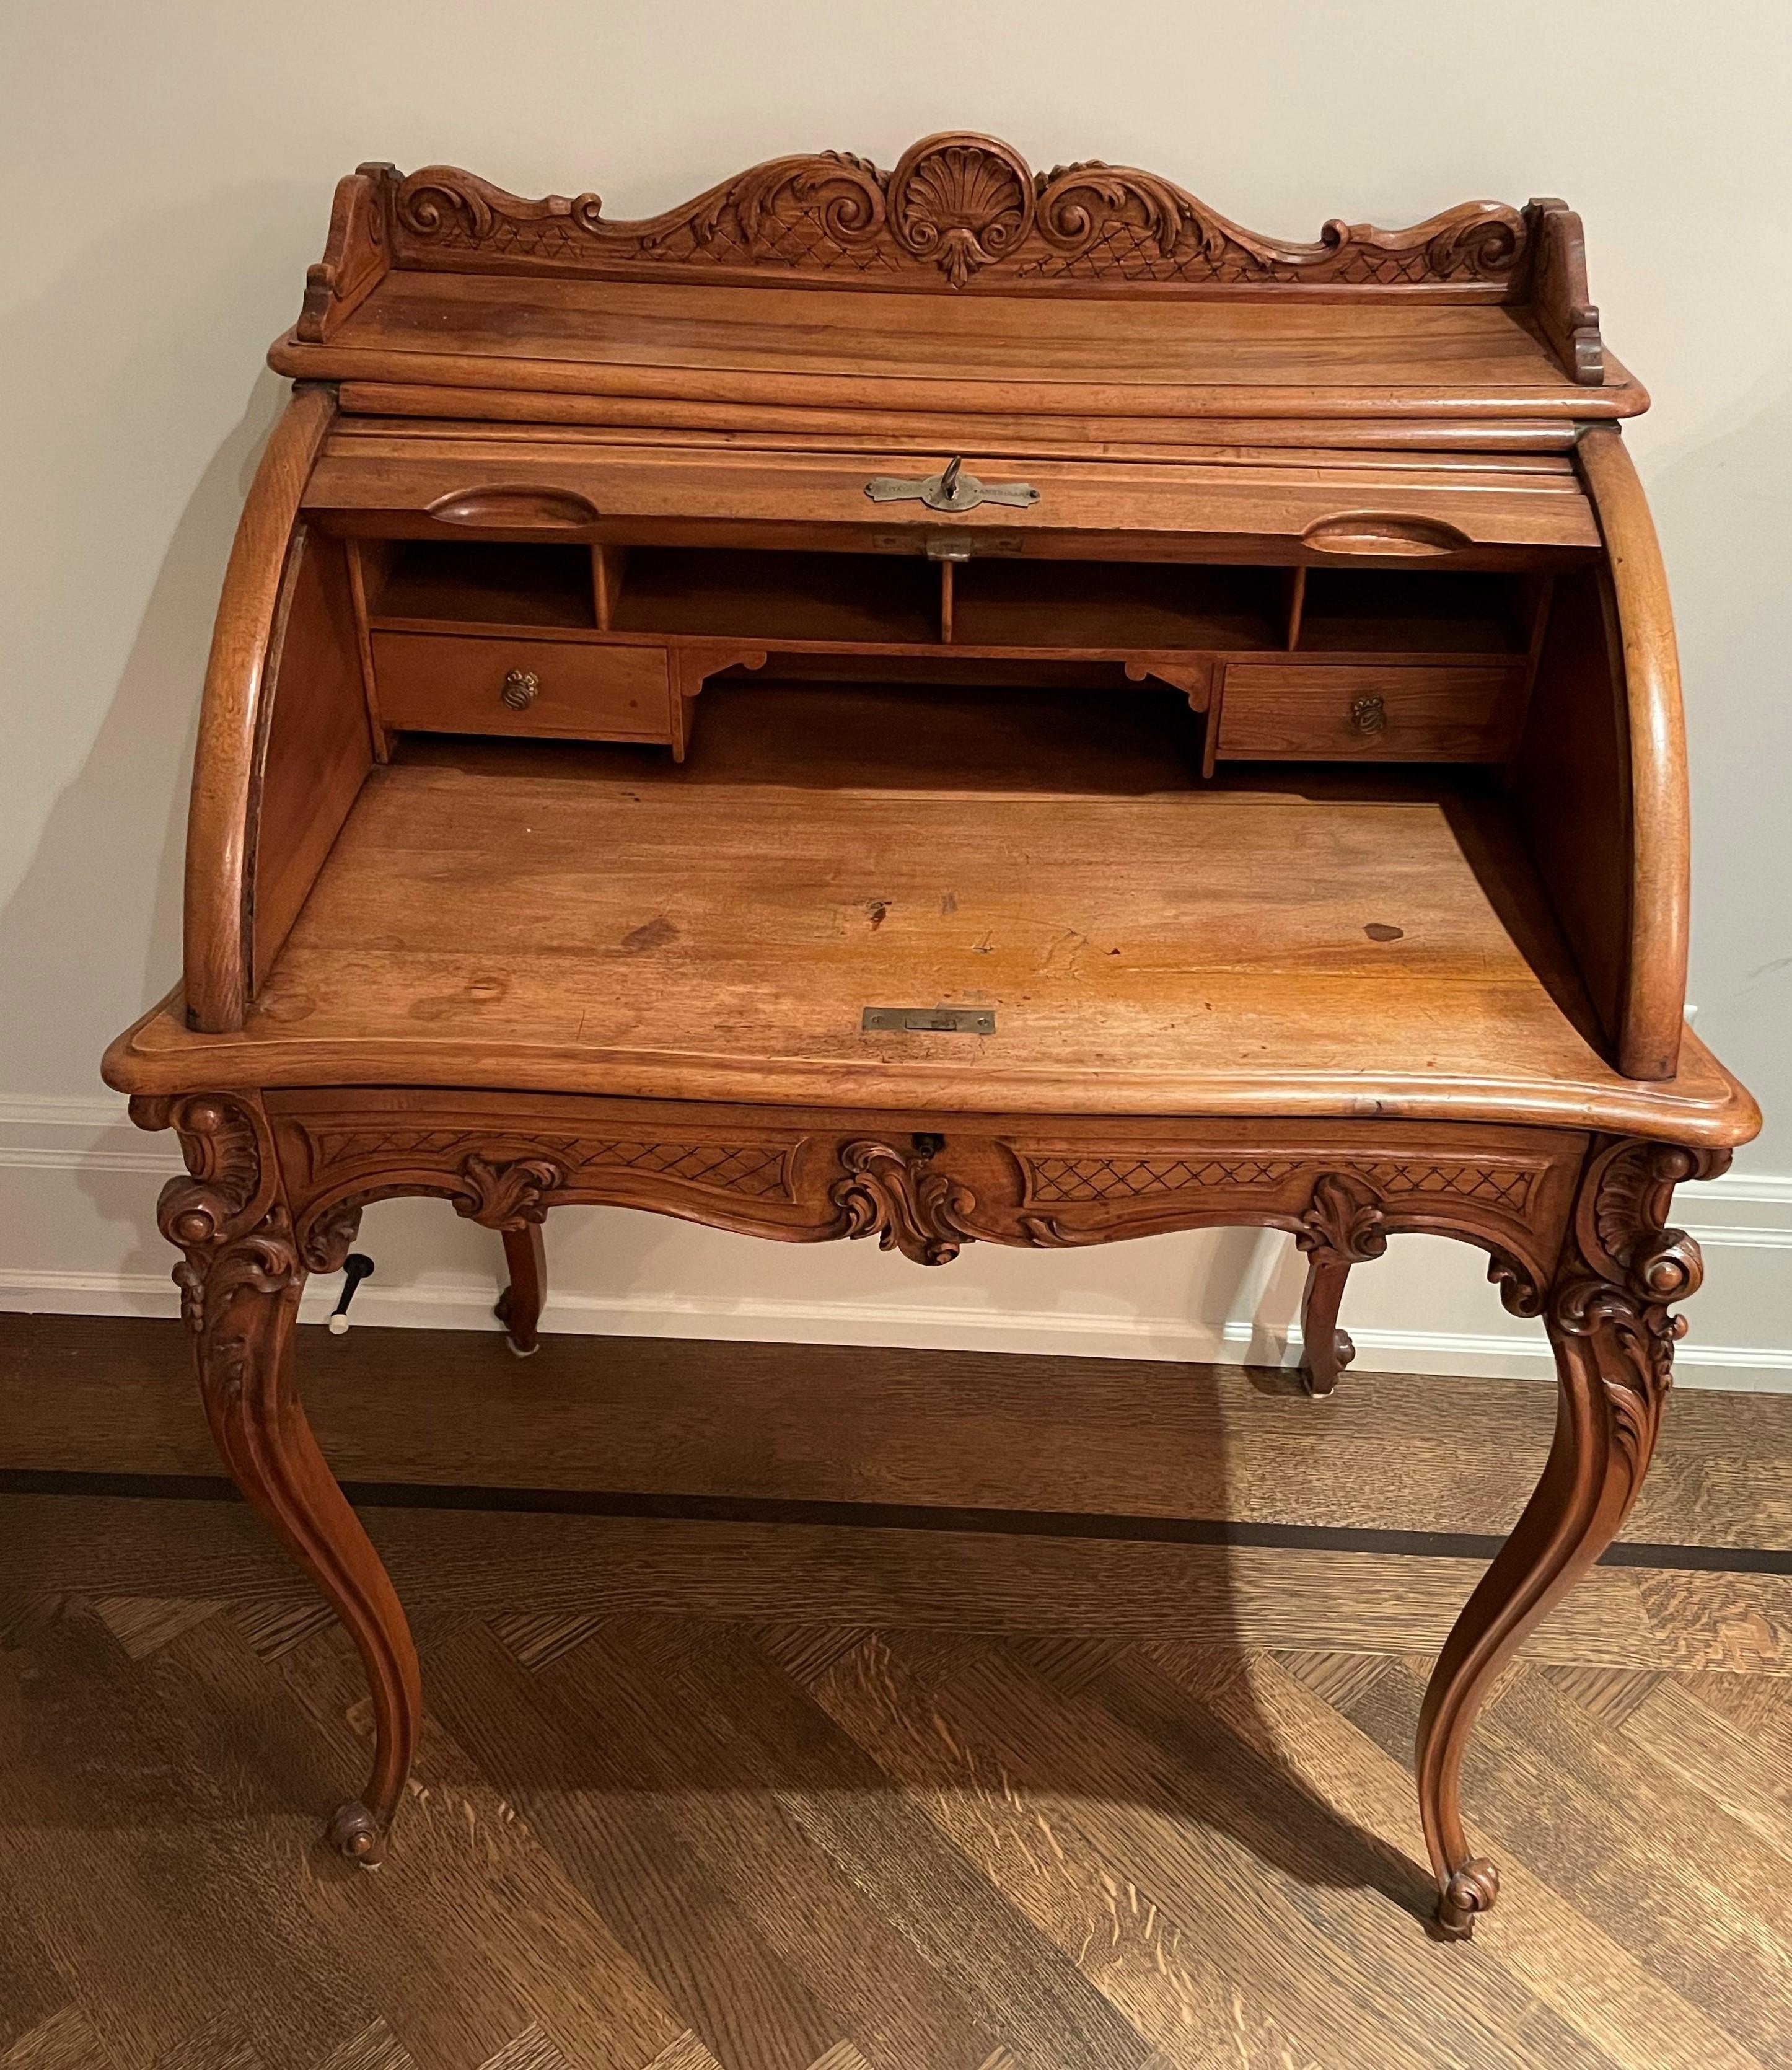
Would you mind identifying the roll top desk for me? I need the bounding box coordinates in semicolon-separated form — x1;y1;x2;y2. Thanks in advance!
103;135;1759;1937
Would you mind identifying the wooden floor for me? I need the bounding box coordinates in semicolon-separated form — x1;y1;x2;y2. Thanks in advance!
4;1315;1791;2069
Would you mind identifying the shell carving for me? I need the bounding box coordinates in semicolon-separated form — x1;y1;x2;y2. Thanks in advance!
890;136;1034;286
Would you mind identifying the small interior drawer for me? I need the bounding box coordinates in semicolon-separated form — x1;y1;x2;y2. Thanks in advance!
1214;662;1524;762
372;632;672;742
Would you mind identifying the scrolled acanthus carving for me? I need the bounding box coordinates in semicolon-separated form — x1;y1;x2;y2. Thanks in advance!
679;150;886;256
1485;1252;1545;1321
1550;1139;1717;1476
830;1139;980;1266
452;1153;565;1231
1296;1172;1389;1266
131;1093;299;1337
300;1194;367;1275
384;135;1532;294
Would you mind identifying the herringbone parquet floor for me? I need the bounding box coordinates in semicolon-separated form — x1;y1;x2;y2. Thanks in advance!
3;1316;1790;2069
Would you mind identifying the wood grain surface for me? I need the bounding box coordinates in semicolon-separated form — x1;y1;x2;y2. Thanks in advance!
100;713;1757;1141
302;427;1603;556
273;273;1647;423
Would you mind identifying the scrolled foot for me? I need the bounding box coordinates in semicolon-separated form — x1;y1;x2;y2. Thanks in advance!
1437;1857;1500;1937
325;1799;388;1868
493;1284;540;1357
494;1223;546;1356
1301;1326;1355;1398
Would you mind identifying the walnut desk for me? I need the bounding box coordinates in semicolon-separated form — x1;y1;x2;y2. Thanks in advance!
103;136;1760;1936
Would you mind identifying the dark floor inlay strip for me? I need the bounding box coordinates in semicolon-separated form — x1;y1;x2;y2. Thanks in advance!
2;1468;1786;1575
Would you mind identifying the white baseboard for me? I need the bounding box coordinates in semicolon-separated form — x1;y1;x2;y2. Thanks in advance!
3;1094;1788;1390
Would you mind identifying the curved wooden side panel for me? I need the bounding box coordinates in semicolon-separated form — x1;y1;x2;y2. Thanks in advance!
1577;426;1690;1081
248;524;374;982
183;384;338;1032
1511;562;1632;1052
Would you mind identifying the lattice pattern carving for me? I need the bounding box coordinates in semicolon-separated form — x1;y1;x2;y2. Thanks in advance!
307;1128;789;1199
1027;1155;1304;1201
1024;1152;1540;1213
1353;1162;1539;1210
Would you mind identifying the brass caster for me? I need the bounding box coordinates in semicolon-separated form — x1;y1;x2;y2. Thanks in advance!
325;1800;387;1868
1436;1857;1500;1938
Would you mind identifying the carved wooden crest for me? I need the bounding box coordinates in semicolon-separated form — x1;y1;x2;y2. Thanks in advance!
298;133;1589;353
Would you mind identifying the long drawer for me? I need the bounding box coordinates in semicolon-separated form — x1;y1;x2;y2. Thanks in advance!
1214;662;1525;762
372;630;673;742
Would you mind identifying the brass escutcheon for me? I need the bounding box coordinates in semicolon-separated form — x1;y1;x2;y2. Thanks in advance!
501;669;540;710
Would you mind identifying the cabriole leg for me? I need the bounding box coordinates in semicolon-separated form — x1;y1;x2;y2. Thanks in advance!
495;1221;547;1355
1298;1255;1355;1396
1416;1137;1718;1936
136;1092;420;1866
1294;1172;1384;1396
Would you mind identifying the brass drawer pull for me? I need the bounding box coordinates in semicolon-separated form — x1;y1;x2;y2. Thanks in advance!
501;669;539;710
1350;694;1387;736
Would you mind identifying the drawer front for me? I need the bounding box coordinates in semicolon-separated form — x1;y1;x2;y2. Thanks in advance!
372;632;672;742
1216;663;1524;762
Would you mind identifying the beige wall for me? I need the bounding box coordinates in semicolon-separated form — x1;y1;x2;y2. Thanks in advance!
3;1;1788;1376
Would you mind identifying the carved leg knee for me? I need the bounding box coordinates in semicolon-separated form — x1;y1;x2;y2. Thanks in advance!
1416;1138;1713;1935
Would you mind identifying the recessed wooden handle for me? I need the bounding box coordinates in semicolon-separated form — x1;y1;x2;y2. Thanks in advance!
1302;512;1470;557
501;669;539;710
427;484;601;530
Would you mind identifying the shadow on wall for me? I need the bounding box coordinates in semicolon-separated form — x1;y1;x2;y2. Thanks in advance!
1641;361;1792;1166
0;184;323;1099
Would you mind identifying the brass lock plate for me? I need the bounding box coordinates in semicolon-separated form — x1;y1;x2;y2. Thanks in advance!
862;1006;996;1035
864;455;1040;513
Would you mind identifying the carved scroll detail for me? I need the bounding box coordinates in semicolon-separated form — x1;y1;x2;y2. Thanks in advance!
1550;1139;1711;1479
1295;1171;1389;1266
452;1153;564;1231
1439;1860;1503;1937
380;136;1534;296
133;1094;297;1336
300;1195;366;1275
830;1139;980;1266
